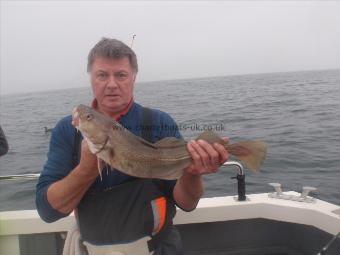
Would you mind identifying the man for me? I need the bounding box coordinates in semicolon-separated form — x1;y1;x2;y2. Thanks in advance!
36;38;229;255
0;125;9;157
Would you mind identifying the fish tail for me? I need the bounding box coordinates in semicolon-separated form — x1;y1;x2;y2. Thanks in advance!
225;141;267;172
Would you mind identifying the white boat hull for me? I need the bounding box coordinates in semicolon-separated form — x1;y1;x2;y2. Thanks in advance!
1;192;339;255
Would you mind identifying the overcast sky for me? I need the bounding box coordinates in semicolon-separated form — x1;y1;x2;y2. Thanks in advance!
1;1;340;95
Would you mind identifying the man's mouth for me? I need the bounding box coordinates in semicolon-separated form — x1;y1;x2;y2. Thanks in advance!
105;94;120;98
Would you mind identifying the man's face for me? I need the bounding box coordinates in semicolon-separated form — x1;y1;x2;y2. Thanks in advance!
89;57;135;115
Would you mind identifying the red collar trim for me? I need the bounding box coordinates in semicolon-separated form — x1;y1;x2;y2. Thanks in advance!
91;98;134;121
116;98;134;121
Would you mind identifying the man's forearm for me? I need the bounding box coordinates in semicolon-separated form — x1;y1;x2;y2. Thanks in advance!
47;165;98;214
173;172;204;211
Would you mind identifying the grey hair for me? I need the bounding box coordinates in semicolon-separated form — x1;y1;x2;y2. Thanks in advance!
87;38;138;73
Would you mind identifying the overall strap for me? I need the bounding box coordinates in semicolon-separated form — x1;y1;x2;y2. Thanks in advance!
73;129;82;167
140;107;174;251
141;106;153;143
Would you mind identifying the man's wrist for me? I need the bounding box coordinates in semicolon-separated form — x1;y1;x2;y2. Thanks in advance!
180;170;204;195
182;169;203;180
74;164;98;180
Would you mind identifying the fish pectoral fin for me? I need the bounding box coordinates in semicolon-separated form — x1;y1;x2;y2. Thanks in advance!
97;158;106;171
97;157;103;181
110;147;115;158
109;148;116;166
154;137;187;148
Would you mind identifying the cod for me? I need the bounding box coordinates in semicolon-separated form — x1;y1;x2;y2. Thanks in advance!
72;104;267;180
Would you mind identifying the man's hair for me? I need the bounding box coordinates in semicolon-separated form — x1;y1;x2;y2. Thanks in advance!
87;38;138;73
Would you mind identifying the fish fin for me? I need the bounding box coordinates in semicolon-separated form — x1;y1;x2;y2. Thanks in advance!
196;131;226;145
140;139;158;148
97;158;103;181
109;148;116;167
154;137;187;148
105;163;110;174
136;137;158;149
98;158;106;170
226;140;267;173
111;148;115;158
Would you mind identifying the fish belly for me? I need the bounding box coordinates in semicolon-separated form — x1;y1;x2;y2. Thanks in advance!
99;148;190;180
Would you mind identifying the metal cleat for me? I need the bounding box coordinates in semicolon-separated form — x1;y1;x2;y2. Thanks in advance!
268;183;283;198
301;186;317;198
268;183;317;203
299;186;317;203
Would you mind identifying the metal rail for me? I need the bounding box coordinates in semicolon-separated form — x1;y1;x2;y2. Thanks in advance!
221;161;246;201
316;232;340;255
222;161;244;175
0;173;40;180
0;161;244;181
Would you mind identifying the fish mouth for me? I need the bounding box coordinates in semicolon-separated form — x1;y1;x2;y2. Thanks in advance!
71;107;80;128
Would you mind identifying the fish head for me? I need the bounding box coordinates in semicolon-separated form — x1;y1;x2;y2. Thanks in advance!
72;104;118;153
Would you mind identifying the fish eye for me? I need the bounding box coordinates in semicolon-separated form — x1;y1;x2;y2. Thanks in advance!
86;114;93;120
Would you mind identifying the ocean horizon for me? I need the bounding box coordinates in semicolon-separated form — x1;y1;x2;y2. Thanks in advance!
2;68;339;97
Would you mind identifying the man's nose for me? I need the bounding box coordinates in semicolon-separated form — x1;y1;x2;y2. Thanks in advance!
107;75;118;89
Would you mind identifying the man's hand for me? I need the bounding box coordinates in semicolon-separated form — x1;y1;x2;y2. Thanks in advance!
78;140;99;177
185;137;229;175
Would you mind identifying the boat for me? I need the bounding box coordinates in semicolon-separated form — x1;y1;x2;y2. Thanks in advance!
1;162;339;255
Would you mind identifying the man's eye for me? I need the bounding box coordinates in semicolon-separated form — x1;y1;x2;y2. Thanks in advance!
97;73;108;80
116;73;128;80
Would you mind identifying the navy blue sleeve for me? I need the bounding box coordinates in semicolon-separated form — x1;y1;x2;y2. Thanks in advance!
35;116;76;223
159;112;183;141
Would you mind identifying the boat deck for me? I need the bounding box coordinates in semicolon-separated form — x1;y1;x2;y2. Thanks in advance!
1;192;340;255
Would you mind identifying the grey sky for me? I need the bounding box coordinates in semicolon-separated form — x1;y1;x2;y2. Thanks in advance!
1;1;340;95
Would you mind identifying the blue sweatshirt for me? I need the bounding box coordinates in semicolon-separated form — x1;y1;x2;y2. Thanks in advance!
36;102;182;223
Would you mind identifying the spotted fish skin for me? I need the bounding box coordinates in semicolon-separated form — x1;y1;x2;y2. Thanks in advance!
72;104;267;180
